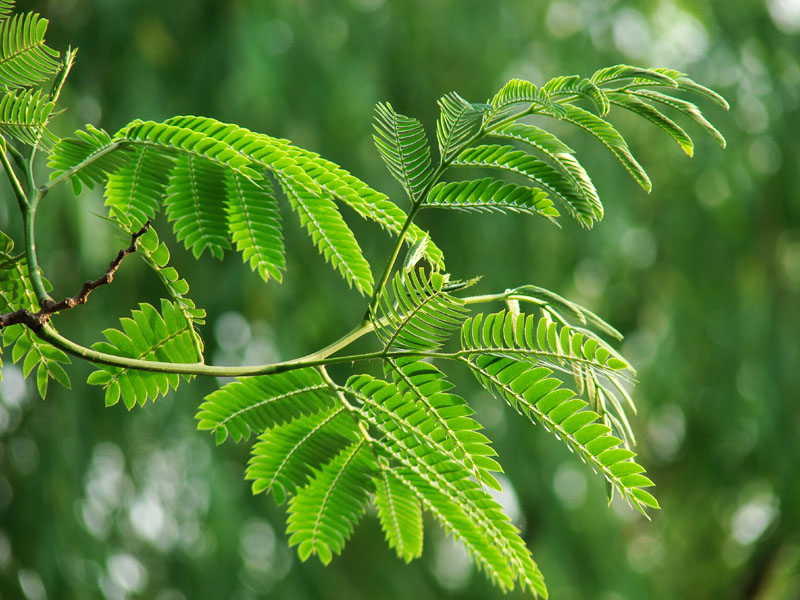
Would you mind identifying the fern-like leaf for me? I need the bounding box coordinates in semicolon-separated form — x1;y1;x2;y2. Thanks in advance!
105;146;173;224
436;92;489;162
373;102;433;201
347;374;546;595
385;357;502;490
281;175;374;296
544;75;610;116
0;11;60;88
607;91;694;156
164;154;231;259
561;105;651;192
86;300;202;409
371;268;467;351
488;78;566;121
226;170;286;283
0;88;57;149
464;352;657;514
489;122;602;224
164;115;445;270
47;125;134;194
426;178;559;221
373;467;423;562
453;144;594;226
287;439;377;565
590;64;678;88
631;89;726;148
247;406;359;505
115;119;260;178
197;368;338;444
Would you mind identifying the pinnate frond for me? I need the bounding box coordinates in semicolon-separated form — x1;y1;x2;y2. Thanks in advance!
371;268;467;351
608;91;694;156
426;178;559;221
0;11;60;88
164;154;231;260
488;78;566;121
226;170;286;283
281;175;374;296
461;310;630;375
590;64;678;88
246;406;359;505
197;368;337;444
436;92;489;162
489;122;602;224
164;115;445;270
544;75;610;116
105;146;173;224
631;89;726;148
346;373;545;595
48;125;134;193
373;102;433;201
0;88;57;148
453;144;595;227
464;352;657;514
287;439;377;565
373;467;423;562
560;105;651;192
384;357;502;490
87;300;202;409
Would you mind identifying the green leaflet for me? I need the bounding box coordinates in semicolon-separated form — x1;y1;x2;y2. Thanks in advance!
560;105;652;193
436;92;489;162
281;174;374;296
426;177;559;221
226;170;286;283
287;439;377;565
246;406;358;504
164;154;232;260
0;11;60;88
489;122;601;224
105;146;172;224
373;102;433;201
0;88;58;149
87;300;201;409
373;468;423;562
197;368;338;444
461;310;635;447
371;267;467;351
608;91;694;156
544;74;610;116
47;125;135;193
453;144;594;226
464;353;656;515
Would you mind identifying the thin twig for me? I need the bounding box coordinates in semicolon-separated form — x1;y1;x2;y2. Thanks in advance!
0;221;151;330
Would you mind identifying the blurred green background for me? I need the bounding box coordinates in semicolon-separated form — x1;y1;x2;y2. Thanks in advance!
1;0;799;598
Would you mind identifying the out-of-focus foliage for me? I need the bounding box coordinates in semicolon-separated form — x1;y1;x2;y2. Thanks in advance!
1;1;798;599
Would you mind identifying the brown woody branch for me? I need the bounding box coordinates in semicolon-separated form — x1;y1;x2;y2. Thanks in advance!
0;221;151;331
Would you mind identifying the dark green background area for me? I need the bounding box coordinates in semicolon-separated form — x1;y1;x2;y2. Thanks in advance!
1;0;798;598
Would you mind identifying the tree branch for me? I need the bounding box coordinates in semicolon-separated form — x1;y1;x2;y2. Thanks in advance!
0;221;151;329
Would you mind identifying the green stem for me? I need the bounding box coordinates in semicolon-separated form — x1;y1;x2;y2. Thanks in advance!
0;140;29;211
34;290;516;378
